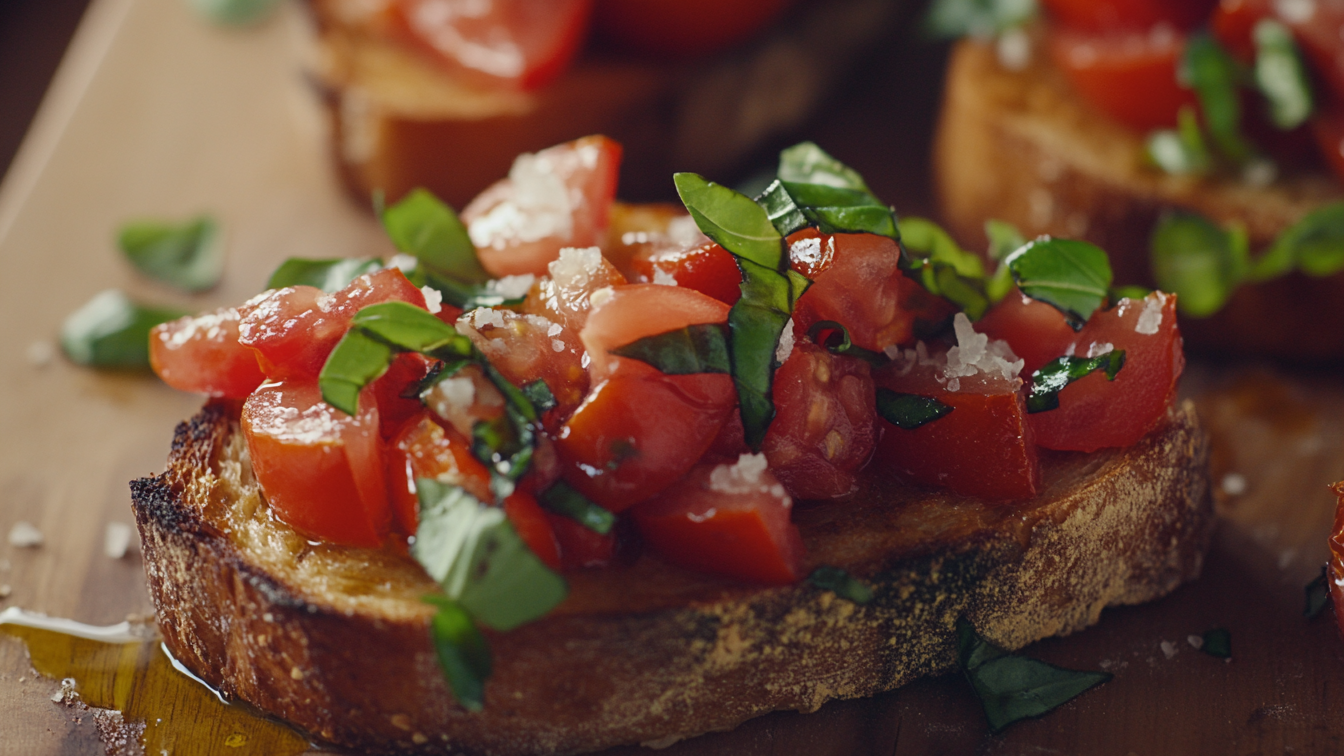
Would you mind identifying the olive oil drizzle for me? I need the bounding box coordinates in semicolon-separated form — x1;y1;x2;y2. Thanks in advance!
0;608;309;755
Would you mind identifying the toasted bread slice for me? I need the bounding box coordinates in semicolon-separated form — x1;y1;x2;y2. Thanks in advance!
934;38;1344;361
131;399;1212;755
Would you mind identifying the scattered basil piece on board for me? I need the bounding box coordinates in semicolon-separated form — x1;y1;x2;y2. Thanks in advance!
540;482;616;535
875;388;954;430
1150;211;1248;317
610;323;731;376
266;257;382;292
1182;32;1255;164
118;216;222;292
807;566;874;604
1253;19;1313;130
60;290;188;370
422;595;491;712
956;617;1111;733
923;0;1037;38
1004;238;1112;329
1257;202;1344;279
413;480;567;633
673;173;784;269
1305;566;1330;620
1027;352;1126;414
382;188;490;284
1200;628;1232;659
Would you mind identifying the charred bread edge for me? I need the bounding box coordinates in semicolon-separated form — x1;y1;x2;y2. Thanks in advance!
933;39;1344;360
132;401;1213;756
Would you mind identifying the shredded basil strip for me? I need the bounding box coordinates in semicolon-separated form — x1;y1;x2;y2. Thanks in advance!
875;388;954;429
956;617;1111;733
320;329;396;417
1147;106;1214;176
266;257;383;292
807;566;874;604
673;172;784;269
1004;237;1112;329
422;595;491;712
522;379;557;413
610;323;731;375
777;141;871;190
60;290;189;370
1305;566;1330;620
1183;32;1255;164
1150;211;1248;317
382;188;489;283
756;181;811;237
899;217;991;318
1026;351;1126;414
117;216;222;292
768;143;902;244
985;219;1025;262
1200;628;1232;659
923;0;1037;38
1255;202;1344;280
410;266;527;311
806;321;887;365
1253;19;1314;130
413;479;567;632
540;481;616;535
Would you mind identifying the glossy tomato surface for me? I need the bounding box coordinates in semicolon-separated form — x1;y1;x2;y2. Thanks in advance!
628;240;743;305
1043;0;1216;31
243;380;390;548
149;306;265;398
502;492;563;571
762;343;876;500
464;135;622;277
522;244;629;334
459;308;589;429
579;283;731;376
1048;24;1196;131
632;458;804;585
546;512;620;570
1028;292;1184;452
388;413;494;531
593;0;788;58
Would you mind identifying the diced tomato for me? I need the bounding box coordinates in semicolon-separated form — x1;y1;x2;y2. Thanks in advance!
502;492;563;571
579;283;732;376
458;308;589;428
238;268;426;382
975;289;1078;376
1042;0;1217;32
420;363;507;441
601;202;701;276
1313;101;1344;184
873;348;1039;501
762;343;876;500
521;245;628;335
1028;292;1184;451
546;512;619;570
556;357;736;512
149;306;265;398
631;457;804;585
628;240;743;305
464;136;622;278
391;0;593;91
592;0;789;59
1047;24;1197;131
1329;481;1344;634
243;380;391;548
371;352;435;440
388;412;493;532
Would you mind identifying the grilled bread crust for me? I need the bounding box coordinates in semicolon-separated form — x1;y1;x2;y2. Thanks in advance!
132;400;1212;755
934;38;1344;361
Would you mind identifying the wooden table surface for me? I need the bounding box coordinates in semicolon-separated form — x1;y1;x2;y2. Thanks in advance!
1;1;1343;755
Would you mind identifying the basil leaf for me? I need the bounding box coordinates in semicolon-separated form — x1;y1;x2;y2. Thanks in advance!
117;216;222;292
875;388;953;429
731;259;800;450
1259;202;1344;279
382;188;489;284
1306;566;1331;620
923;0;1037;38
1254;19;1313;130
985;219;1025;262
807;321;887;366
414;267;528;310
610;323;731;375
807;566;874;604
319;328;394;415
1150;211;1248;317
1183;32;1255;164
540;481;615;535
522;379;556;413
266;257;383;292
422;595;491;712
61;290;188;369
777;141;871;191
413;479;567;632
1147;105;1214;175
956;617;1111;733
1004;237;1112;329
900;217;991;317
755;180;810;237
350;302;473;357
778;181;901;240
674;172;784;270
1200;628;1232;659
1026;351;1125;414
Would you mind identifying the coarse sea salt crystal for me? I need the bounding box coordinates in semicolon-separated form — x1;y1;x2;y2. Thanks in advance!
468;152;573;248
708;454;772;495
1187;634;1205;650
996;27;1031;70
26;341;54;367
552;340;565;353
775;320;795;364
8;522;43;548
387;253;418;272
487;274;536;300
942;313;1024;390
1160;640;1178;660
431;376;476;410
1135;292;1165;335
468;307;506;330
589;286;615;309
548;246;604;288
420;286;443;315
665;215;706;248
105;523;134;560
652;267;678;286
1087;342;1114;358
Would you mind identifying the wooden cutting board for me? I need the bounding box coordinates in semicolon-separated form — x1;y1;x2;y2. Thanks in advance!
2;1;1343;754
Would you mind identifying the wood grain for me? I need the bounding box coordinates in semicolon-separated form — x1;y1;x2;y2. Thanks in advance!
2;0;1343;754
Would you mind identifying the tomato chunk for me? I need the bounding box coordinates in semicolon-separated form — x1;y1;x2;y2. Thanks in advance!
546;512;619;570
464;136;622;277
975;289;1078;376
388;413;494;532
502;492;563;572
1028;292;1184;451
1048;24;1196;131
632;456;804;585
1313;102;1344;185
628;240;743;305
243;380;391;548
458;307;589;428
762;343;876;500
372;352;436;440
522;245;628;334
149;305;265;398
556;357;736;512
579;283;732;376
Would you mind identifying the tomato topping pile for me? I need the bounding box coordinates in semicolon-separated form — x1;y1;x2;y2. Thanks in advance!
149;136;1187;590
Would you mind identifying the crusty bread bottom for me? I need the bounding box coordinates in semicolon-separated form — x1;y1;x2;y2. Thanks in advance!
132;401;1212;755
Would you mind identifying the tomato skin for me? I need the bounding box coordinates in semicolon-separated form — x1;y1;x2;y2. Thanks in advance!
762;343;876;500
593;0;788;59
579;283;732;376
388;413;494;535
556;357;736;512
1048;24;1197;131
372;352;435;440
628;241;743;306
546;512;619;570
464;136;622;278
503;492;563;571
243;380;391;548
631;459;804;585
149;306;265;398
975;290;1078;377
1042;0;1217;32
239;268;427;382
1028;292;1184;452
